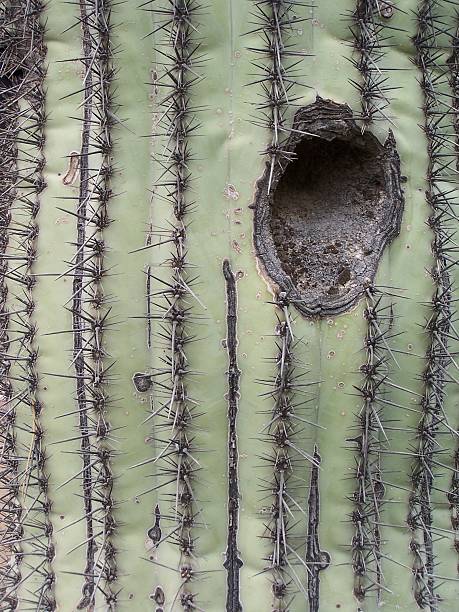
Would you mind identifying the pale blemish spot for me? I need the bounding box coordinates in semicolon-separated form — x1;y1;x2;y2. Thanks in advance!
55;217;70;225
224;183;240;200
232;240;241;254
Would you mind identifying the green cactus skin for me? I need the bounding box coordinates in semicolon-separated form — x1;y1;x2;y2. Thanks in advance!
1;0;459;611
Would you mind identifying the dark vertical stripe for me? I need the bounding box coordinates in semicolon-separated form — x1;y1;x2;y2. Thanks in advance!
306;446;329;612
222;259;242;612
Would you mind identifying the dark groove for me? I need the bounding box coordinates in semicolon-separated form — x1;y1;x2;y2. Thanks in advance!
306;446;329;612
223;259;243;612
146;265;152;349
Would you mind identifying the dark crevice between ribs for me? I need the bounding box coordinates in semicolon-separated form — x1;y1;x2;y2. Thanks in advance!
306;447;329;612
223;260;243;612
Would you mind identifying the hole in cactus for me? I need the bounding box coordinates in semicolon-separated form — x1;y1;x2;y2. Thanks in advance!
132;372;152;393
252;98;404;317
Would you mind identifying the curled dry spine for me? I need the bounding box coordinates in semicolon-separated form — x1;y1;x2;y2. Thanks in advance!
56;1;118;608
348;0;397;130
0;2;54;610
349;285;398;605
138;1;205;609
410;2;459;609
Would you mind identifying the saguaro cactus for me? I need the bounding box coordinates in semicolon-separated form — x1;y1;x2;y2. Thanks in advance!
1;0;459;610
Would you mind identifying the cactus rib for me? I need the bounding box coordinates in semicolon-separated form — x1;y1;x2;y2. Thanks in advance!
67;1;117;607
0;2;54;609
248;0;309;194
248;1;325;608
144;1;205;608
409;2;458;608
259;295;321;608
349;0;394;128
0;3;22;603
350;286;396;604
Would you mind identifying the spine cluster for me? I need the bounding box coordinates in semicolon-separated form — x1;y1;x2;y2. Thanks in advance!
145;0;204;608
350;285;394;604
410;2;458;608
65;2;117;608
349;0;394;128
0;2;53;609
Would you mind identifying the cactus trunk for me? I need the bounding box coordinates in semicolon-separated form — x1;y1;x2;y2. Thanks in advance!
1;0;459;610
